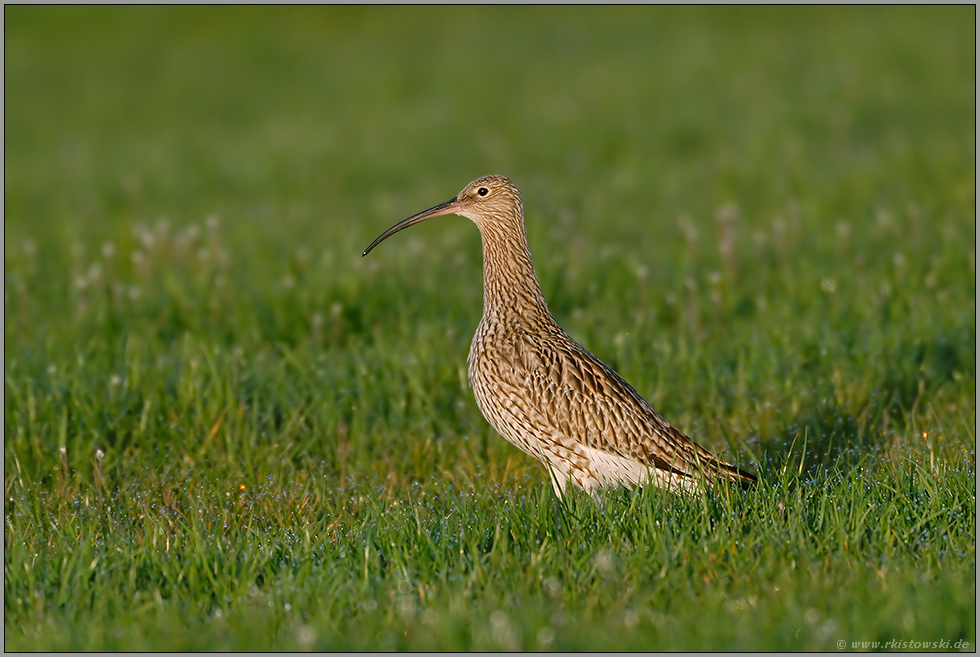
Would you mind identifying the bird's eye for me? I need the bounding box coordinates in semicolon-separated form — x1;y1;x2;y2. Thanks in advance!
477;187;489;196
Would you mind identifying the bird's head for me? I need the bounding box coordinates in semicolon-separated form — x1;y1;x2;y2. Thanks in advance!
362;175;522;256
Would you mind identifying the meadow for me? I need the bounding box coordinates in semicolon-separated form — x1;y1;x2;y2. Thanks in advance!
4;6;975;650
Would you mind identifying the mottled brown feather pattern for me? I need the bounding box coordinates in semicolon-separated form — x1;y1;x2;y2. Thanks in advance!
364;175;755;497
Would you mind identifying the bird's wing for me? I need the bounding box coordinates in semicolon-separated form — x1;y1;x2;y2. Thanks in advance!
515;330;754;486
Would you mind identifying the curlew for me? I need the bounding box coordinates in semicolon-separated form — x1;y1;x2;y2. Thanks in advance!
363;175;755;496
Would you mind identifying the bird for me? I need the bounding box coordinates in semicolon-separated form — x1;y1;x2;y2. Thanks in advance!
362;175;755;496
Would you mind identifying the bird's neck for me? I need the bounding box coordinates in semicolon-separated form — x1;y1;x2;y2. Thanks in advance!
477;212;555;330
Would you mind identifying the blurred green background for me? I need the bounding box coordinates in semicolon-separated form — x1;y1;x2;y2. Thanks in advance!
6;5;974;466
7;6;972;260
4;6;975;651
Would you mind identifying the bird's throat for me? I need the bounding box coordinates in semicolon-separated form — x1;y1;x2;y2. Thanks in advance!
478;219;554;331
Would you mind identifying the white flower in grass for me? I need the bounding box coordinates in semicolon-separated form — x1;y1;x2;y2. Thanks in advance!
876;209;893;228
490;610;520;652
772;217;785;239
175;225;200;250
295;626;315;650
716;203;738;225
135;225;155;251
594;549;614;576
679;215;698;243
816;618;838;641
311;313;324;334
543;576;561;598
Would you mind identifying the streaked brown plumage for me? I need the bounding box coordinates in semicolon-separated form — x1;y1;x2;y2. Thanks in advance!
363;175;755;496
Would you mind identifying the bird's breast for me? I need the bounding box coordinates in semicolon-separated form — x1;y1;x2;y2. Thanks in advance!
467;317;545;384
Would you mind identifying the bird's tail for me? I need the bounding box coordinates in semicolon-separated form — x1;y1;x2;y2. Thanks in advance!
688;440;756;490
711;459;757;490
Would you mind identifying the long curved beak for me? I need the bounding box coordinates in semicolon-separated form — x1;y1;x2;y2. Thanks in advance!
362;197;460;256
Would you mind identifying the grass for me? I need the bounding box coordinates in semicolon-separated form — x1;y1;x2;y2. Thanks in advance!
4;5;976;651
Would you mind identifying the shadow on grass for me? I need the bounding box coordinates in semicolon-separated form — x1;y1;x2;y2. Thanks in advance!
746;327;975;478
